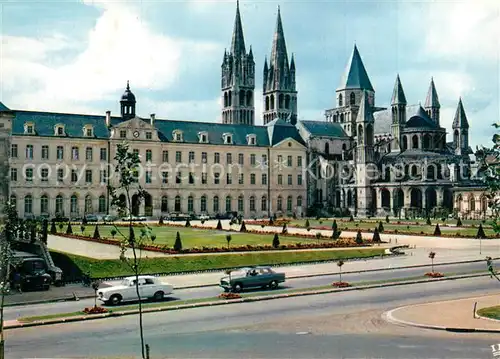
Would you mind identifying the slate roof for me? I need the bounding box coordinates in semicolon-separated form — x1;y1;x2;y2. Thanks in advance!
300;120;347;138
424;78;440;108
406;106;438;129
373;105;441;134
266;118;305;146
11;110;113;139
452;98;469;129
338;45;374;91
391;75;407;105
0;102;10;112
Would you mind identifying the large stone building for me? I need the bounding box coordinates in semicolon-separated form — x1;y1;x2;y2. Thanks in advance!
0;2;487;219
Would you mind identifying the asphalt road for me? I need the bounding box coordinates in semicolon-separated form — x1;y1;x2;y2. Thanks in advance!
6;277;500;359
4;260;488;321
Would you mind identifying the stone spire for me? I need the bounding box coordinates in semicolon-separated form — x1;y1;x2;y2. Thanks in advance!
425;77;440;108
339;45;374;91
356;91;374;123
391;74;407;105
230;0;246;57
452;97;469;129
270;6;288;70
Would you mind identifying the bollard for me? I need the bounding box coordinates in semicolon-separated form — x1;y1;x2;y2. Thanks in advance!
473;302;477;319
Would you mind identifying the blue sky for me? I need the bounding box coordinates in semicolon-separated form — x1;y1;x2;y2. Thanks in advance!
0;0;498;148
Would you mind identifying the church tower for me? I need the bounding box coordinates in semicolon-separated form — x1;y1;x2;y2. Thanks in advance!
452;97;470;155
390;74;407;152
221;1;255;125
120;81;136;120
333;45;375;137
424;77;440;126
355;92;375;217
262;7;297;125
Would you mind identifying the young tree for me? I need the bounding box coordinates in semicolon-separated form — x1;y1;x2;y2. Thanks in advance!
108;142;155;359
50;220;57;235
378;221;384;233
281;223;287;234
337;259;344;283
226;234;232;248
433;223;441;236
216;220;223;230
372;227;381;242
428;251;436;273
240;221;247;232
93;225;100;240
355;230;363;244
272;233;280;248
66;222;73;235
426;217;432;226
174;232;182;252
385;215;390;224
476;223;487;239
185;218;191;228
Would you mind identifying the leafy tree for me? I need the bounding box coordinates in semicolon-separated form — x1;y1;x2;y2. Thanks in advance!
93;225;100;240
428;251;436;273
476;223;487;239
272;233;280;248
66;222;73;235
434;223;441;236
111;229;117;238
216;220;223;230
355;230;363;244
378;221;384;233
50;220;57;235
174;231;182;252
226;234;232;248
108;142;155;359
372;227;381;242
80;225;86;234
240;221;247;232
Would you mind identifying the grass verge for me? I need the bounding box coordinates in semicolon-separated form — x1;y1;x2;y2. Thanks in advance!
51;248;385;279
16;270;487;323
477;306;500;320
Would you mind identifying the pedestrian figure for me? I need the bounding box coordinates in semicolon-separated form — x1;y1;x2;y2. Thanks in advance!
13;271;22;293
395;238;398;244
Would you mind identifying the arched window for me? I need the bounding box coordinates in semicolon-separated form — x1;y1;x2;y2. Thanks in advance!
402;136;408;150
285;95;290;109
213;196;219;212
358;125;364;140
277;196;283;211
412;135;419;149
225;196;232;212
454;129;459;147
249;196;255;211
423;134;431;149
161;196;168;212
174;195;181;212
366;124;374;146
339;93;343;107
228;91;232;106
426;165;436;180
469;195;476;211
238;195;244;212
287;196;293;212
297;196;302;207
188;196;194;212
24;195;33;214
324;142;330;155
456;194;463;212
85;195;93;214
200;195;207;212
270;94;275;110
40;195;49;214
99;195;106;213
239;90;245;106
481;196;488;213
56;195;64;215
350;92;355;105
261;196;267;211
9;194;17;211
265;96;269;111
246;90;252;106
224;92;228;108
340;113;344;123
279;94;284;109
70;195;78;214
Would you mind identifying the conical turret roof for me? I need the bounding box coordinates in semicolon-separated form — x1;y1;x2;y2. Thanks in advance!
452;97;469;129
356;91;374;123
230;0;246;57
339;45;374;91
424;77;440;108
391;74;407;105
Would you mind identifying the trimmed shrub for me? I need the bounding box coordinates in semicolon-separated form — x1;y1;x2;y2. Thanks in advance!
240;221;247;232
282;223;287;234
433;223;441;236
305;219;310;228
216;220;223;230
50;221;57;235
378;221;384;233
174;231;182;251
185;218;191;227
332;220;338;232
159;216;164;225
355;230;363;244
476;223;486;239
66;222;73;235
349;214;354;222
93;225;100;239
456;218;463;227
372;227;381;242
272;233;280;248
385;215;390;224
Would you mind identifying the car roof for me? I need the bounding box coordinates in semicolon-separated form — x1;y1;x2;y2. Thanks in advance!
124;275;155;281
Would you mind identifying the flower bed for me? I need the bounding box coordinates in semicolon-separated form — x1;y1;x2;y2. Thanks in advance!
218;292;242;299
425;272;444;278
83;306;109;314
331;281;350;288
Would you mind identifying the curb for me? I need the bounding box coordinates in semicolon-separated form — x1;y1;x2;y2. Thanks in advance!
384;304;500;334
4;257;493;307
5;272;495;330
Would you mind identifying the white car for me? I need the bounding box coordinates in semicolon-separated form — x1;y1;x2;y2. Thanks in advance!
98;276;173;305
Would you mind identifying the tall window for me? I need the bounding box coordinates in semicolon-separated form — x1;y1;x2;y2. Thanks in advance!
200;195;207;212
100;148;107;161
225;196;232;212
72;146;79;160
249;196;255;212
41;168;49;182
56;195;64;215
161;196;168;212
214;152;220;164
70;195;78;213
42;145;49;160
86;147;93;161
287;196;293;212
238;153;244;165
25;168;33;182
297;196;302;207
188;196;194;212
11;144;18;158
176;151;182;163
98;196;106;213
24;195;33;214
213;196;219;213
146;150;152;162
297;156;302;167
85;195;92;213
287;155;292;167
162;151;169;162
57;146;64;160
261;196;267;211
226;153;232;164
238;195;244;212
189;151;195;163
277;196;283;211
175;196;181;212
250;154;256;166
10;168;17;182
26;145;34;159
40;195;49;214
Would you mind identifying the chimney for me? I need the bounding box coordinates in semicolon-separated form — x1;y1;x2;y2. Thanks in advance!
150;113;155;126
105;111;111;127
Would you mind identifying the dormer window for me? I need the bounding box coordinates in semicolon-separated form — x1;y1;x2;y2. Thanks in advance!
83;125;94;137
246;134;257;146
198;131;208;143
54;124;65;136
223;133;233;145
173;130;183;142
24;122;35;135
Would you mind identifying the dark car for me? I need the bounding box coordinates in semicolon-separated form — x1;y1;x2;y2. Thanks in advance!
220;266;286;292
16;258;52;291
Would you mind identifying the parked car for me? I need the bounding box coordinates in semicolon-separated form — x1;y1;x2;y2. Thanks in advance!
198;213;210;221
121;215;147;222
84;214;99;222
98;275;173;305
102;214;118;222
219;266;286;292
166;212;190;221
12;256;52;291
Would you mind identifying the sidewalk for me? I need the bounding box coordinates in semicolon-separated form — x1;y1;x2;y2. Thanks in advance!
385;294;500;332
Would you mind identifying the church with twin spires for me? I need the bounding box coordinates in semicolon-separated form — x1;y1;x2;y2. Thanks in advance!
0;1;486;220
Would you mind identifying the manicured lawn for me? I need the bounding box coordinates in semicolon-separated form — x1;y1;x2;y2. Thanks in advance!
287;219;496;237
51;248;385;279
477;305;500;320
56;224;306;249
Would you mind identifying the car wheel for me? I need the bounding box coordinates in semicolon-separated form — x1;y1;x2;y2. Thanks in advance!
153;291;164;301
232;283;243;293
269;280;279;290
109;294;122;306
